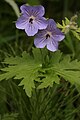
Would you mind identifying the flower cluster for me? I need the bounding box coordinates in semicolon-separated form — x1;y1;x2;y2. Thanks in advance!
16;4;65;52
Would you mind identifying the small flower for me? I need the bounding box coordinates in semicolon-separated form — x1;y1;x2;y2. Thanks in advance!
34;19;65;52
16;4;47;36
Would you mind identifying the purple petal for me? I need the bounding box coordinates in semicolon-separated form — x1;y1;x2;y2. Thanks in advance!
52;28;65;41
33;5;45;17
20;5;45;17
47;19;57;31
16;14;29;29
25;22;39;36
36;17;48;30
34;31;47;48
47;38;58;52
20;5;31;16
34;37;47;48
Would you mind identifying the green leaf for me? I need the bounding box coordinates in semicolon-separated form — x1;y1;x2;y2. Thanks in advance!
62;20;66;27
38;72;60;89
0;49;42;97
50;50;62;64
65;17;70;25
50;54;80;86
1;49;80;96
2;113;18;120
57;23;63;29
76;27;80;33
38;51;80;89
71;30;80;40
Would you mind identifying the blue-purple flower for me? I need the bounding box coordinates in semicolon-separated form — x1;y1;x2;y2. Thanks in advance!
16;4;47;36
34;19;65;52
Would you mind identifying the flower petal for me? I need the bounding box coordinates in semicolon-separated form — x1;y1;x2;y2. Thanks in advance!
25;22;38;36
20;5;45;17
52;28;65;41
33;5;45;17
47;19;57;31
16;14;29;29
47;38;58;52
34;31;47;48
34;37;47;48
36;17;48;30
20;5;31;16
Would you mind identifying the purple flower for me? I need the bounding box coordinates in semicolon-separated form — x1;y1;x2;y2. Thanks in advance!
34;19;65;52
16;5;47;36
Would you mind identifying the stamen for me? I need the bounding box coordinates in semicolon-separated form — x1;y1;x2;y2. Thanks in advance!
46;34;50;39
29;18;33;24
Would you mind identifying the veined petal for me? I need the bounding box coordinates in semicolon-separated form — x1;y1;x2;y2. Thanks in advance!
33;5;45;17
16;14;29;29
53;34;65;41
20;5;45;17
47;19;57;31
47;39;58;52
34;30;47;48
52;28;65;41
20;5;31;16
34;37;47;48
25;22;38;36
36;17;48;30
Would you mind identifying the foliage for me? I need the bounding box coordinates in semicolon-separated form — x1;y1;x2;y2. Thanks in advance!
1;0;80;120
57;16;80;40
0;49;42;97
1;113;18;120
0;49;80;97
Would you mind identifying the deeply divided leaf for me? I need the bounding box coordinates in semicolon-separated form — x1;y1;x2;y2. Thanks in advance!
0;49;80;97
38;51;80;90
0;49;42;97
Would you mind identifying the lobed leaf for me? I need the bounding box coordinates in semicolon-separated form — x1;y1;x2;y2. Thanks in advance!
1;49;80;96
0;49;42;97
38;52;80;89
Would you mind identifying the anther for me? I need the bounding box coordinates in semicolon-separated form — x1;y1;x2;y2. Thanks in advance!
46;34;50;39
29;18;33;24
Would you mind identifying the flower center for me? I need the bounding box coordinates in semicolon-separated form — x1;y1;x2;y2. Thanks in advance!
29;16;35;24
29;18;33;24
45;32;51;39
46;34;50;39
